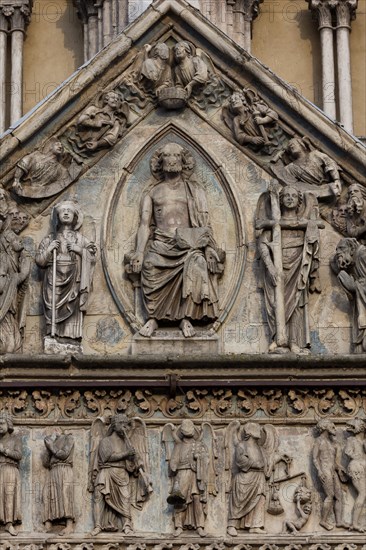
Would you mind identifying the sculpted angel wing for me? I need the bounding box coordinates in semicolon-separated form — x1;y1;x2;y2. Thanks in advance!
222;101;234;133
129;417;149;472
88;417;109;492
201;422;218;496
162;423;179;462
196;48;216;76
260;424;279;477
224;420;241;492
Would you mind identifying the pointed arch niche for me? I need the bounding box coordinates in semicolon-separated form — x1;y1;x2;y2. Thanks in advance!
102;123;246;336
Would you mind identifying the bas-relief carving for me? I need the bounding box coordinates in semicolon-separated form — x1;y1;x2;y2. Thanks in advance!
67;90;131;160
89;415;152;536
312;420;348;531
344;419;366;533
256;184;323;355
333;238;366;353
162;420;217;538
127;142;225;338
12;139;80;199
42;433;75;535
0;187;31;354
222;90;290;156
0;413;22;536
35;197;97;354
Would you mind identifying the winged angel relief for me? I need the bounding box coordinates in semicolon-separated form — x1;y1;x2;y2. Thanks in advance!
225;421;289;536
88;415;153;535
162;420;218;537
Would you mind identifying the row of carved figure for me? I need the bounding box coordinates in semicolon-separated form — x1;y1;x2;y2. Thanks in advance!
2;545;366;550
2;136;366;353
0;412;365;537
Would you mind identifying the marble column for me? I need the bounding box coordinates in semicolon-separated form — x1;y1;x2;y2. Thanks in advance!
10;4;30;125
335;0;358;133
307;0;336;120
0;7;10;133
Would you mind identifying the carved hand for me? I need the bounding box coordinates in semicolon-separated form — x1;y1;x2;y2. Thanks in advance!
130;252;144;273
85;140;99;151
205;247;219;273
185;83;193;98
338;270;356;293
47;240;60;255
249;136;265;146
67;242;82;255
329;180;341;199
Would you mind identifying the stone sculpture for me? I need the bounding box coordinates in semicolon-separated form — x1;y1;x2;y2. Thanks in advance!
344;418;366;533
135;43;172;94
0;192;31;354
222;89;289;156
172;41;209;99
42;433;75;535
271;137;342;200
312;419;348;531
162;419;217;538
35;197;97;353
70;90;130;156
344;183;366;240
129;142;225;338
88;414;152;535
225;421;280;536
256;184;323;354
283;476;312;533
333;237;366;353
0;412;22;536
12;139;75;198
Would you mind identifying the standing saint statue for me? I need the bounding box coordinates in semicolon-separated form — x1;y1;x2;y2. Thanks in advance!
256;184;323;354
42;433;75;535
88;415;152;536
162;419;217;538
344;418;366;532
225;421;279;536
36;197;97;352
129;142;225;338
0;412;22;536
0;190;31;354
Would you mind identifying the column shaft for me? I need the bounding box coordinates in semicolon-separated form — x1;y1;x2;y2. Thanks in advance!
10;29;24;124
336;25;353;132
319;26;336;118
0;30;7;133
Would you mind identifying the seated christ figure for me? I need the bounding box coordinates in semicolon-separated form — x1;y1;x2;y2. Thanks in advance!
130;142;224;337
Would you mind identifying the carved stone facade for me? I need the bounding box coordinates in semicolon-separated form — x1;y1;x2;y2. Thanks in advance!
0;0;365;547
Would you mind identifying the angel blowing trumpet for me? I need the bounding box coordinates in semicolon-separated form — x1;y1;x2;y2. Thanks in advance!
163;420;218;538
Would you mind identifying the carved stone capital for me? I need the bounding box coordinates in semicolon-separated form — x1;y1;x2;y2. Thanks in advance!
307;0;337;29
228;0;263;22
335;0;358;28
0;1;32;32
73;0;99;23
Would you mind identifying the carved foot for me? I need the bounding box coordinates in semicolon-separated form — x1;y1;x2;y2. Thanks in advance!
179;319;196;338
44;521;52;533
5;523;18;536
139;318;158;337
270;345;290;354
90;526;102;536
123;525;133;535
59;521;74;536
249;527;266;534
290;344;310;355
227;526;237;536
173;527;183;537
319;520;334;531
350;524;364;532
197;527;206;537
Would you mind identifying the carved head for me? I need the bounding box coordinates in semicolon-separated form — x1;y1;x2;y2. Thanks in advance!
0;412;14;435
347;183;366;215
103;91;122;110
243;422;261;440
315;418;336;436
279;186;303;212
335;237;359;270
229;92;246;112
53;197;83;230
345;418;365;434
150;143;195;180
110;414;130;438
174;41;193;61
8;206;30;234
152;43;170;61
286;138;308;159
180;419;195;438
43;138;64;158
